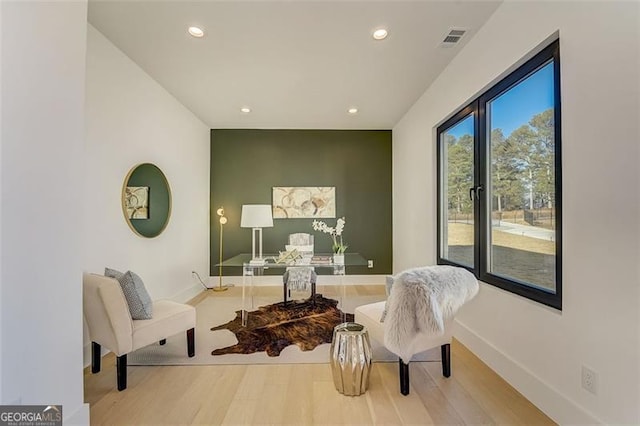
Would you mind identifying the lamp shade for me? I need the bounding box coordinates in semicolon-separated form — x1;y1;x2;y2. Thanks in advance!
240;204;273;228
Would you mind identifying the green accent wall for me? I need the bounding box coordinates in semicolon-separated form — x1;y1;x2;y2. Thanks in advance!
210;129;392;275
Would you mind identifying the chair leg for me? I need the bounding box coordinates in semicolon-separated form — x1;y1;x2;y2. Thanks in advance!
117;354;127;391
187;328;195;357
399;359;410;395
283;282;288;306
441;343;451;377
159;339;166;345
91;342;101;373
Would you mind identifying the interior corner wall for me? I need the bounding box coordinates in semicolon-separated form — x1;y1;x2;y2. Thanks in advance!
393;1;640;424
1;1;89;423
84;25;210;303
0;0;4;403
210;129;392;277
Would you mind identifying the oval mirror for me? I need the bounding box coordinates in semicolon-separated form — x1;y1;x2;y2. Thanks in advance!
122;163;172;238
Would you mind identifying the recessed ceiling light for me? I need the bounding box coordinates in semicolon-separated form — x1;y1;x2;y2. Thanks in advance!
240;107;251;113
188;26;204;38
372;28;388;40
348;107;358;114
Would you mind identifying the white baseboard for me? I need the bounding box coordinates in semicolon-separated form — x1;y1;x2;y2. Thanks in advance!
212;274;387;287
454;319;601;425
170;283;204;303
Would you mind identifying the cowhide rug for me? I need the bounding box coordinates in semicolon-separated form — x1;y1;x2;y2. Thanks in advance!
211;295;353;357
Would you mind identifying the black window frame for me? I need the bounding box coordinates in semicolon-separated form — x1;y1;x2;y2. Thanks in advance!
437;39;562;310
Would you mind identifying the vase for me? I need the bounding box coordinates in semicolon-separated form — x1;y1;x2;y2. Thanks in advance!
333;254;345;265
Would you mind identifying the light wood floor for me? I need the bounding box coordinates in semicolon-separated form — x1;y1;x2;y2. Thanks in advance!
84;286;555;425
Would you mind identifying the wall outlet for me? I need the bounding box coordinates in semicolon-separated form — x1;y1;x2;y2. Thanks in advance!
581;365;598;394
367;260;374;268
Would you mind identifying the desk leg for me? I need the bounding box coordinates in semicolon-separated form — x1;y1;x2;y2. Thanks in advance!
336;265;346;323
242;266;250;327
250;268;255;310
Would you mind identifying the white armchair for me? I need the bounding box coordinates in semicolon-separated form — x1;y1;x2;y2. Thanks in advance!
355;265;478;395
83;272;196;390
355;301;454;395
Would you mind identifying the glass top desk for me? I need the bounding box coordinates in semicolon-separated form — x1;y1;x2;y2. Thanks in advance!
217;253;367;326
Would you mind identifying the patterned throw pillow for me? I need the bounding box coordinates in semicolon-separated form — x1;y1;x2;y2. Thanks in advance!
380;275;395;322
105;268;153;320
104;267;124;280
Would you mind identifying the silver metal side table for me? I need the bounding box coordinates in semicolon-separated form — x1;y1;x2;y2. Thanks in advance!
330;322;372;396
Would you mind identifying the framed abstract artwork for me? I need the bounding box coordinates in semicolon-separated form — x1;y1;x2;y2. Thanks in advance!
125;186;149;219
272;187;335;218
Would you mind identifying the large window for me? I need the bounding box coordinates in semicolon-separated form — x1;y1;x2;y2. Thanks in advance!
437;40;562;309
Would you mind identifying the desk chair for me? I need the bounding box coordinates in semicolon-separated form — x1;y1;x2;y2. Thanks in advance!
283;233;317;305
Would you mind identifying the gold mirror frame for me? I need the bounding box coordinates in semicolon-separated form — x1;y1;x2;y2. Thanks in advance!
121;163;172;238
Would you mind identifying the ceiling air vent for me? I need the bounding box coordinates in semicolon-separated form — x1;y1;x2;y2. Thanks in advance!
440;28;467;48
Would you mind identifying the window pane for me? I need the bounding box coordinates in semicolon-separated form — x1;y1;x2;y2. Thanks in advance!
441;115;474;268
487;62;556;292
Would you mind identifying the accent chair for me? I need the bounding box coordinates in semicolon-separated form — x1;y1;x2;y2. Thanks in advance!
283;233;317;305
83;272;196;390
355;301;453;395
355;265;478;395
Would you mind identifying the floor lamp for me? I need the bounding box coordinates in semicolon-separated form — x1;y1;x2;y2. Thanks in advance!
215;207;230;292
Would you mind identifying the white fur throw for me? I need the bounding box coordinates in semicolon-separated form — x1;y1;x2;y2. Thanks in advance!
383;265;479;362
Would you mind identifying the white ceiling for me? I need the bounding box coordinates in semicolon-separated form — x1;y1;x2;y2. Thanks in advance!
88;1;501;129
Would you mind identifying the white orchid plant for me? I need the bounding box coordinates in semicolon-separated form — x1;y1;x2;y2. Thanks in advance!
312;217;348;254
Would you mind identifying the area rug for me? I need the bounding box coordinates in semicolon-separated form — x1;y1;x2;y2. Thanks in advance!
211;296;353;356
128;291;387;365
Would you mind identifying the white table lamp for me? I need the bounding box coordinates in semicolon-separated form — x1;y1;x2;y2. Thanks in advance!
240;204;274;265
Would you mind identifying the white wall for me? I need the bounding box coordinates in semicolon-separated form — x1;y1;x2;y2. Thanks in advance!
393;1;639;424
1;1;89;423
0;0;4;404
84;25;210;302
